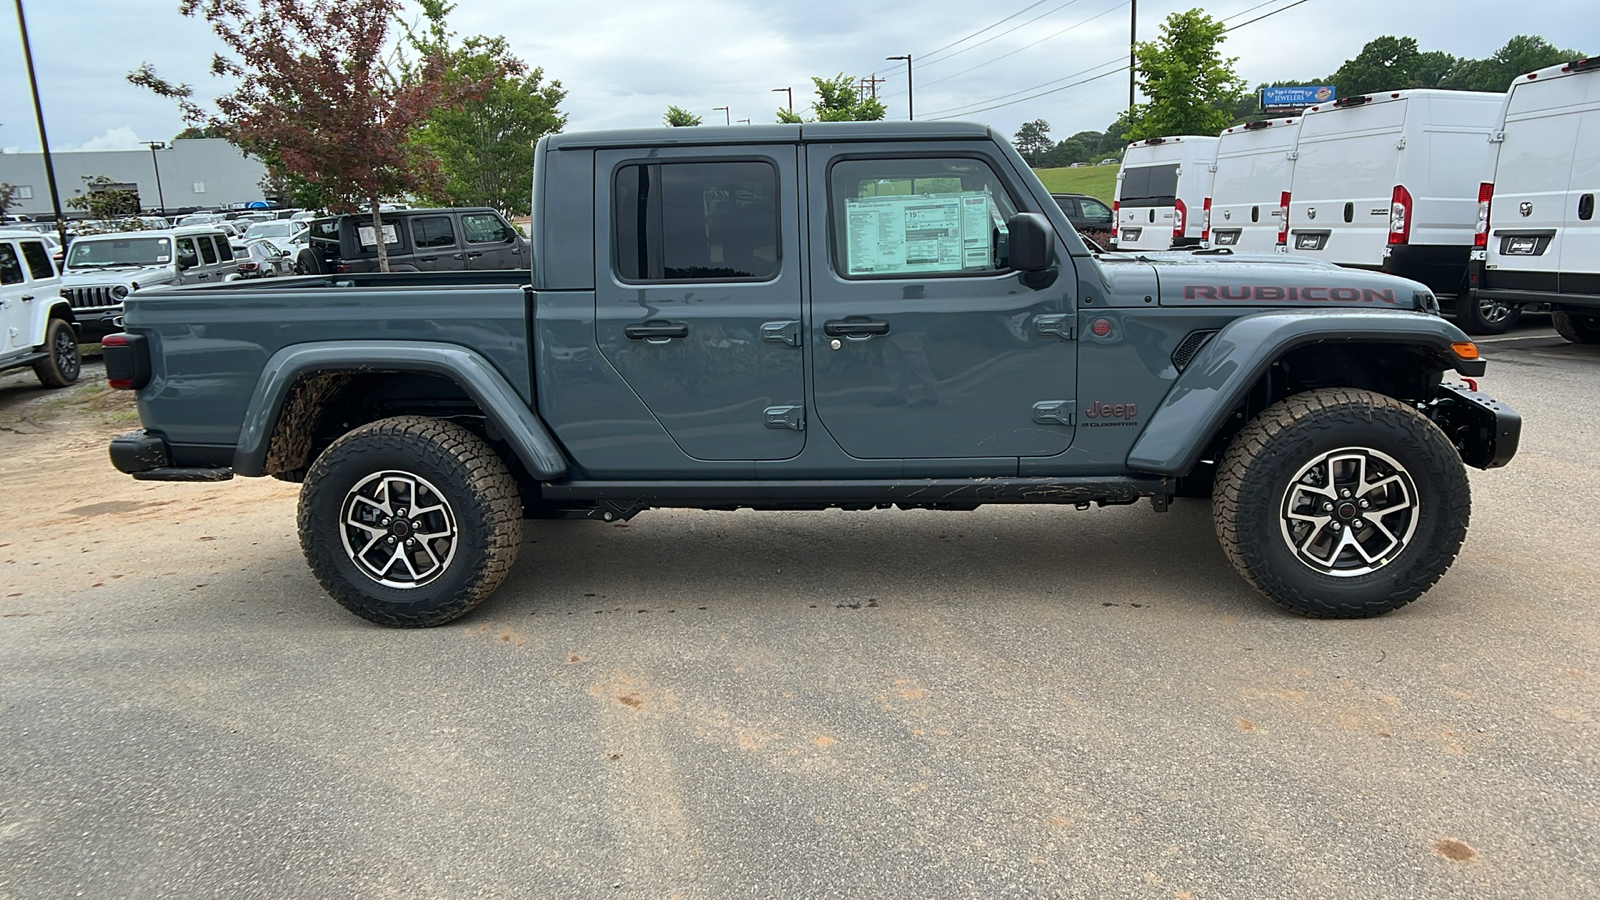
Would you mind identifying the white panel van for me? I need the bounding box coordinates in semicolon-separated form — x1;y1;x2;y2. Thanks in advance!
1111;136;1218;252
1208;117;1301;255
1283;90;1503;329
1472;57;1600;343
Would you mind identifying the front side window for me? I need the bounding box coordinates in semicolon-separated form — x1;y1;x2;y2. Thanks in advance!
1078;198;1113;224
462;213;513;245
176;238;199;268
829;157;1018;278
612;160;779;282
413;216;457;248
21;241;55;279
0;244;22;285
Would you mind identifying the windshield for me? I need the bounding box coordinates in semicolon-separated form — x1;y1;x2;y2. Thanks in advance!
243;222;298;241
67;236;173;268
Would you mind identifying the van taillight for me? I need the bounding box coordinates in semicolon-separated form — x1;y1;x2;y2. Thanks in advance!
1474;182;1493;248
1201;198;1212;242
1277;191;1291;245
1388;185;1413;245
1173;198;1187;238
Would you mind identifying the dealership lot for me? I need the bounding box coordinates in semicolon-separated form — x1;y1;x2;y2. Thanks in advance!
1;330;1596;898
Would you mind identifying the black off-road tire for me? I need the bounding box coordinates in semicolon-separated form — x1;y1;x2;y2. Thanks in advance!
1454;294;1521;335
298;416;522;627
33;318;81;387
1212;388;1471;618
1552;311;1600;344
294;248;327;276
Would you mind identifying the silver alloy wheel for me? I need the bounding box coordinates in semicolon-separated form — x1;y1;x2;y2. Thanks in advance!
1279;446;1420;577
338;469;459;588
1478;298;1514;325
53;326;79;380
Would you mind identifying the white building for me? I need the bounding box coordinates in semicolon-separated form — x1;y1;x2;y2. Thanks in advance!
0;138;269;218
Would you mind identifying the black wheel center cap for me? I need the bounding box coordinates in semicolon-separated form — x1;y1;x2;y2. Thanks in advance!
1336;502;1358;520
392;520;411;537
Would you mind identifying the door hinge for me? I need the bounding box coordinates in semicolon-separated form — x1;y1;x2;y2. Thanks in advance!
1286;150;1299;160
1490;130;1505;143
1034;314;1075;341
1032;400;1075;427
764;405;805;430
760;320;802;347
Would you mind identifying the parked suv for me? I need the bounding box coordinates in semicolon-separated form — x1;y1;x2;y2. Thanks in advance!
293;207;529;274
60;225;236;341
0;229;80;387
1050;192;1114;249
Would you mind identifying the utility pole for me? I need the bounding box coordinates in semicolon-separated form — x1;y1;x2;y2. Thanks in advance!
1128;0;1137;112
713;106;730;126
143;141;167;217
13;0;66;242
861;74;886;99
772;87;792;113
737;118;750;125
886;54;912;120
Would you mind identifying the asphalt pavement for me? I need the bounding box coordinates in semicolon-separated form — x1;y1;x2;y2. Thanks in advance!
1;326;1596;899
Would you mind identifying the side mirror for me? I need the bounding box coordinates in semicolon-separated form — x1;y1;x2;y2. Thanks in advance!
1006;212;1055;272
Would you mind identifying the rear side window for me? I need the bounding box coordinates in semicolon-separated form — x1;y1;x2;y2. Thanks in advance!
1119;164;1180;207
21;241;54;278
413;215;457;248
462;213;513;244
197;235;218;264
0;244;22;285
612;161;779;282
828;157;1018;278
214;235;233;262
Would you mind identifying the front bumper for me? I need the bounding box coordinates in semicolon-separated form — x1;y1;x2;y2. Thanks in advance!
1427;382;1520;470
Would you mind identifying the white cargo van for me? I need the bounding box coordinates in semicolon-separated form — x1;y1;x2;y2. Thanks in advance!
1111;136;1218;252
1283;90;1504;329
1208;117;1301;255
1471;57;1600;344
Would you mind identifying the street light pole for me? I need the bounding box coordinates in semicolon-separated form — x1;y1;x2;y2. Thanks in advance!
13;0;67;242
713;106;730;126
772;87;792;113
143;141;167;217
1128;0;1137;111
886;54;912;120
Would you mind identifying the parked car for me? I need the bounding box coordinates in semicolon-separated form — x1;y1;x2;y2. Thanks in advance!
0;228;80;387
105;121;1517;628
293;207;529;274
60;225;237;340
1050;192;1114;250
1112;136;1218;251
241;219;308;246
1208;117;1301;255
1098;158;1118;166
233;239;292;279
1284;89;1505;331
1470;56;1600;344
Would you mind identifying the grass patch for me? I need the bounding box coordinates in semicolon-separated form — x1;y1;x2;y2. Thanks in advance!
1032;165;1118;204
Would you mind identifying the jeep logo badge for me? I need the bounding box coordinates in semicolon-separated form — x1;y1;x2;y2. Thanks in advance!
1519;201;1533;217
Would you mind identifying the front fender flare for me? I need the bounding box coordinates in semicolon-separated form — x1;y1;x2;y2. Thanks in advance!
1126;309;1478;476
233;341;568;480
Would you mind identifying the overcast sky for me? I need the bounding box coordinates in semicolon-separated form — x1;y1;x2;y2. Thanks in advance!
3;0;1597;155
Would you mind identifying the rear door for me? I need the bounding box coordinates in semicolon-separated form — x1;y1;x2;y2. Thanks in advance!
0;241;26;353
1116;160;1180;251
409;214;460;271
1486;77;1582;291
1559;76;1600;296
1289;99;1407;266
806;146;1077;460
594;145;804;460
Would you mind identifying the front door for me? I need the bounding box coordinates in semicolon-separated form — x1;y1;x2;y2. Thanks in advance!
806;148;1078;459
460;212;522;269
594;145;804;460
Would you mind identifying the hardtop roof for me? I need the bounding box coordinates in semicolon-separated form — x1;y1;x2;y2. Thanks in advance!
544;120;996;151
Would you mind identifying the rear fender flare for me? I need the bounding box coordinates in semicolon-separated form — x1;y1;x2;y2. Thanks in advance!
1126;310;1478;476
233;341;568;480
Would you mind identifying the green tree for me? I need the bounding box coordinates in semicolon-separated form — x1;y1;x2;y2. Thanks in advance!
402;2;566;217
0;183;17;219
172;124;231;141
664;105;702;127
1123;9;1246;141
1441;35;1584;92
1331;36;1460;96
1038;138;1086;168
776;74;886;123
65;175;141;221
1013;119;1053;165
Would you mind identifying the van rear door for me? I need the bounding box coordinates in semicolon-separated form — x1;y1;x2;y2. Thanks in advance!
1116;156;1180;251
1559;74;1600;297
1288;97;1407;267
1485;74;1583;293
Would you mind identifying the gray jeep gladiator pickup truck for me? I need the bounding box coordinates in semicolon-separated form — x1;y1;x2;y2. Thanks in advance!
103;122;1520;627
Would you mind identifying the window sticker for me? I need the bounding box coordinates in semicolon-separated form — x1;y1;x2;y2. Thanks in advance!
844;190;995;275
357;223;400;247
156;255;170;262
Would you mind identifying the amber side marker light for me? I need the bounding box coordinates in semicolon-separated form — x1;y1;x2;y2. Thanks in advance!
1452;341;1480;360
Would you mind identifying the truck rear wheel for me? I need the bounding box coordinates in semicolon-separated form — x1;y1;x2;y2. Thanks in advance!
1455;295;1521;335
1552;311;1600;344
298;416;522;627
33;319;81;387
1212;388;1470;618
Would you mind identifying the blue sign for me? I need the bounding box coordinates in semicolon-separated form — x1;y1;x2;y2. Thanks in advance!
1261;85;1336;108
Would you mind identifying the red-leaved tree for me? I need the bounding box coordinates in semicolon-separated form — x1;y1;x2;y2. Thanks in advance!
130;0;492;272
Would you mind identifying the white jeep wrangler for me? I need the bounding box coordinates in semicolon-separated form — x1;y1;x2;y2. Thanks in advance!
59;225;235;342
0;228;80;388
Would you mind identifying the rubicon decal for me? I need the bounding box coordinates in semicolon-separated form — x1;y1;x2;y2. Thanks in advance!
1084;400;1139;427
1182;285;1399;304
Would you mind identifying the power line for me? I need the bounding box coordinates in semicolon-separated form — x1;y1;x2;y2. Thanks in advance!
917;0;1090;68
1220;0;1282;22
918;0;1053;63
1223;0;1314;32
915;1;1129;93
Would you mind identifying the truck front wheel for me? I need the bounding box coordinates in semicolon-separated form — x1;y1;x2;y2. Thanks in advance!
298;416;522;627
1552;311;1600;344
1212;388;1471;618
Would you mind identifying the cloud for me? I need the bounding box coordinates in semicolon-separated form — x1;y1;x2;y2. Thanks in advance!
69;127;145;152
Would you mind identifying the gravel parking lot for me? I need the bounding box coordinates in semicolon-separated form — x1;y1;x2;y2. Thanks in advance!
1;329;1596;899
